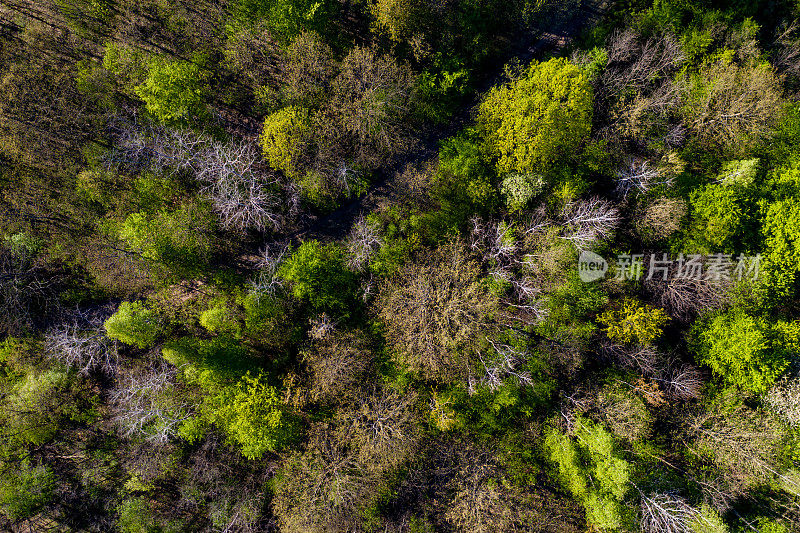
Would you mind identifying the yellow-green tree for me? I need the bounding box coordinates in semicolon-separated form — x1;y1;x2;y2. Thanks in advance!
478;58;593;176
598;299;669;345
134;57;208;124
259;105;311;178
213;372;299;459
690;310;799;393
543;417;635;531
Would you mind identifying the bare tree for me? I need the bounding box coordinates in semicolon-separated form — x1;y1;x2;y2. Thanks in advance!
247;242;288;299
638;491;698;533
635;197;687;242
308;312;336;341
614;158;674;199
479;338;534;390
561;197;620;250
644;272;731;322
105;118;285;232
281;31;336;106
442;442;533;532
774;22;800;94
194;140;283;232
302;330;372;401
470;217;518;272
0;244;54;336
345;215;383;272
602;30;685;97
378;243;499;382
110;363;194;443
341;386;419;469
45;320;118;376
600;341;663;377
683;58;785;150
765;377;800;428
688;398;790;494
658;364;704;401
597;30;686;141
329;46;417;167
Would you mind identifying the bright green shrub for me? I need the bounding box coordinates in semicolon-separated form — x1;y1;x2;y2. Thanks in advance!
105;301;162;349
4;368;74;446
543;417;634;531
755;518;790;533
543;428;588;499
478;57;592;175
716;159;760;188
688;182;751;252
690;309;799;393
200;301;242;338
584;492;627;531
761;197;800;300
597;299;669;345
134;57;208;123
212;372;299;459
690;503;729;533
259;105;311;178
278;241;358;315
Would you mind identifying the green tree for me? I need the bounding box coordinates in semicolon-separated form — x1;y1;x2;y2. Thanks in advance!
478;58;593;176
598;299;669;345
134;57;208;124
213;373;299;459
0;460;55;521
115;201;215;278
688;182;752;252
278;241;358;315
104;301;162;349
690;310;799;393
761;197;800;300
230;0;339;42
200;300;242;338
259;105;311;178
431;131;497;226
543;417;634;531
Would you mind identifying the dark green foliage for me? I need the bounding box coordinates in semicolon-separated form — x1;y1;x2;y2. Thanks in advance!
0;461;55;521
536;272;608;347
162;336;255;387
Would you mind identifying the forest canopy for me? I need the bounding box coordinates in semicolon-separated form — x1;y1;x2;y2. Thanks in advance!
2;0;800;531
